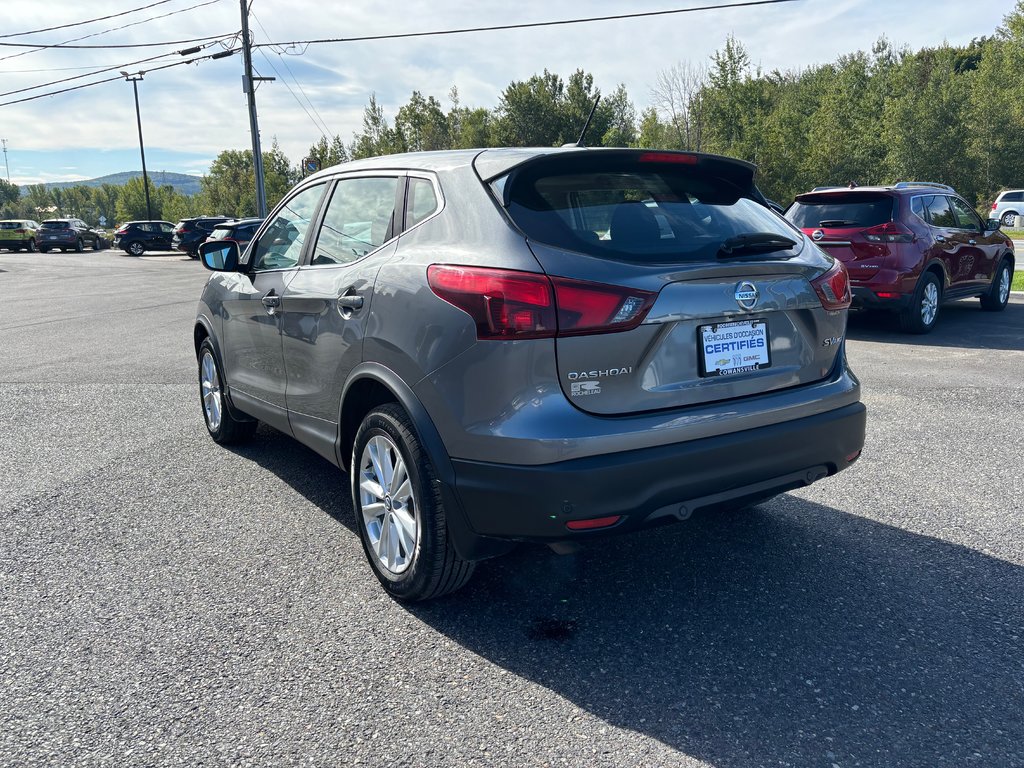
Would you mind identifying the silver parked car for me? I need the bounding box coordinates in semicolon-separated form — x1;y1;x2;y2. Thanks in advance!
194;147;866;601
990;189;1024;227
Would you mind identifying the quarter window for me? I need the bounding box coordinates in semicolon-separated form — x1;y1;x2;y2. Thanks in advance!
407;177;439;227
311;177;398;266
252;183;326;270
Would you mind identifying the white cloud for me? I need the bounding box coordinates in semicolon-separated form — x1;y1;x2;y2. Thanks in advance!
0;0;1017;182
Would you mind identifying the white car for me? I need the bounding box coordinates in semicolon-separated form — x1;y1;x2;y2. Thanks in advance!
990;189;1024;227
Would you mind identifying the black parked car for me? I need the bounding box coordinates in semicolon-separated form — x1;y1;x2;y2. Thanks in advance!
37;218;104;253
113;220;175;256
204;217;263;253
172;216;231;258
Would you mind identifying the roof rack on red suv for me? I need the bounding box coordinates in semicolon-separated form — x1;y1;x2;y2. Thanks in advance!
786;183;1014;333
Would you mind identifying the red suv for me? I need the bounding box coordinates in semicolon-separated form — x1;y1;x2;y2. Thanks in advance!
786;182;1015;333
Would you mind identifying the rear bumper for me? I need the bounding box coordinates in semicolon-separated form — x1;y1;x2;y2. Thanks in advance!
449;401;866;544
0;238;30;248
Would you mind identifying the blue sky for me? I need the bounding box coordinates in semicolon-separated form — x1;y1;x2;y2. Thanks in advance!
0;0;1018;185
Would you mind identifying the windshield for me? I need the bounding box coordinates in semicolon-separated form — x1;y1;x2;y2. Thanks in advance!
503;161;800;262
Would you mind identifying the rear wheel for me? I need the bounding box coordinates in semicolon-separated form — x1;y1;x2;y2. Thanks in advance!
898;271;941;334
352;404;474;601
127;240;145;257
93;237;105;251
198;338;257;444
26;238;36;253
1001;211;1018;227
39;246;49;253
981;259;1013;312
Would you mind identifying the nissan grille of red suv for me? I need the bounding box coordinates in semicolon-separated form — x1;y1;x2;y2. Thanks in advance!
194;147;866;601
786;182;1015;333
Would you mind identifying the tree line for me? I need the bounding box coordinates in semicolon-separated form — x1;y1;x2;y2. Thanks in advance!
3;1;1022;227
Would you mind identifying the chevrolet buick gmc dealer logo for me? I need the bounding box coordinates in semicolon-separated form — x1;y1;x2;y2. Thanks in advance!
734;281;759;310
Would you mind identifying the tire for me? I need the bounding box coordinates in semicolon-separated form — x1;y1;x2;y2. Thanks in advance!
39;247;49;253
197;338;257;444
980;259;1013;312
93;238;105;251
1001;211;1018;227
26;239;36;253
351;404;475;601
127;240;145;257
898;271;942;334
74;238;84;253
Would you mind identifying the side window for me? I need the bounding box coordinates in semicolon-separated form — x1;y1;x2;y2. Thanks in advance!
160;223;174;234
141;223;156;233
910;196;927;222
949;197;982;230
407;176;439;228
923;195;956;228
1007;191;1024;202
311;176;398;266
251;183;326;270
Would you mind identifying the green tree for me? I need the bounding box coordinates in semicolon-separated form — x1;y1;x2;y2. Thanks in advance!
0;178;19;217
395;91;450;151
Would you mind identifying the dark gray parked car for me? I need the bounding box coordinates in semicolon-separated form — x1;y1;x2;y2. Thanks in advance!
194;147;866;601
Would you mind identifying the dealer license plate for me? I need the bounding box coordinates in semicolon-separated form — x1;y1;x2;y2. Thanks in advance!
699;319;770;377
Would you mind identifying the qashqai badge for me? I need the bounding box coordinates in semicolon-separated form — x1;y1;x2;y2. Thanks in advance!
812;229;825;241
734;281;759;310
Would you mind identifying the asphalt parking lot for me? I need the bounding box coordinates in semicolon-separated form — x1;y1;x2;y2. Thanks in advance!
1;248;1022;767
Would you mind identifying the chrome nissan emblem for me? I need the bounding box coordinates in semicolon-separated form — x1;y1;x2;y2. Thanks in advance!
812;229;824;241
734;281;759;310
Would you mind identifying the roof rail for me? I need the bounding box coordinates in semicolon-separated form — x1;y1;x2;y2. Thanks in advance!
893;181;955;192
811;185;846;192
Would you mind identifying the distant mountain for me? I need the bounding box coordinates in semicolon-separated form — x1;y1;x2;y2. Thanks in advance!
21;171;203;196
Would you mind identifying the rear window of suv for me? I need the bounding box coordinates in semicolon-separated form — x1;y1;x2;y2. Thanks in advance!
787;194;894;229
502;156;798;262
41;220;70;229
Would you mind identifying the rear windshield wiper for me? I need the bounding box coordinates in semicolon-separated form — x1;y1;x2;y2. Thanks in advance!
718;232;797;258
818;219;859;227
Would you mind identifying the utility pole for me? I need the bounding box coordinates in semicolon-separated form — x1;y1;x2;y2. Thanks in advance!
240;0;266;217
1;139;9;181
121;72;153;222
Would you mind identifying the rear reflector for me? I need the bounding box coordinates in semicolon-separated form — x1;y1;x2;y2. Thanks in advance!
427;265;655;340
845;450;862;462
566;515;622;531
875;291;899;299
638;152;698;165
811;260;852;311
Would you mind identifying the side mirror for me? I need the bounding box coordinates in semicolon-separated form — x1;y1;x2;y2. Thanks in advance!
199;240;240;271
985;218;1002;232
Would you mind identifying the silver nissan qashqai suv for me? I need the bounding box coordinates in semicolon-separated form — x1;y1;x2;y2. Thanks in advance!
195;147;866;601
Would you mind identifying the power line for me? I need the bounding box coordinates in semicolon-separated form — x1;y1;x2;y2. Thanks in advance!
0;0;177;39
257;0;800;49
0;32;230;51
0;45;218;98
0;48;239;108
251;12;333;138
0;0;225;64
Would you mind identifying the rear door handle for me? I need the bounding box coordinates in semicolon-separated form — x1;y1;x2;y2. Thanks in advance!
935;235;946;243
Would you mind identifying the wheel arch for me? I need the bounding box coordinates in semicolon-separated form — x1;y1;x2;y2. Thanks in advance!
338;363;512;562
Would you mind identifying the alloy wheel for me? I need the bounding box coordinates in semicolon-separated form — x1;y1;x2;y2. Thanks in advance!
199;350;223;432
998;265;1011;305
358;434;418;574
921;281;939;326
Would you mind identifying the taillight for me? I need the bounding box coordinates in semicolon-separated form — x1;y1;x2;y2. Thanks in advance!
811;260;852;311
115;227;127;235
863;221;914;243
426;265;656;340
991;202;997;210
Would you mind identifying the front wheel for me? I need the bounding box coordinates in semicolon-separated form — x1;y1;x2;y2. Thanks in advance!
981;259;1013;311
93;238;105;251
75;238;84;253
352;404;474;601
898;272;941;334
127;240;145;257
198;338;257;444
